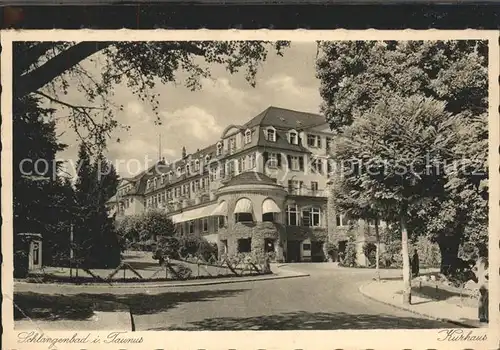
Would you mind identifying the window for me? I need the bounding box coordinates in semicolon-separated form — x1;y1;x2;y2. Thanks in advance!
288;131;298;145
237;238;252;253
161;174;166;184
303;243;311;251
267;152;278;168
205;155;211;163
311;207;321;227
289;156;300;171
262;212;275;222
175;187;181;197
188;221;195;234
227;161;235;177
307;134;321;148
235;212;253;223
240;156;246;171
210;165;218;181
302;207;321;227
176;167;182;177
194;180;200;191
336;214;350;227
326;137;333;152
367;218;383;227
311;158;323;173
244;129;252;144
216;142;223;156
311;181;319;191
147;179;151;189
168;171;173;181
203;177;209;188
186;163;191;174
194;160;200;172
266;128;276;142
286;205;298;226
202;218;209;232
178;223;184;235
153;178;157;188
249;153;256;168
229;137;236;153
218;216;226;228
327;159;334;174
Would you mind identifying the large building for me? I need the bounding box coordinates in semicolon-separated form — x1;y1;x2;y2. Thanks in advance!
108;106;379;264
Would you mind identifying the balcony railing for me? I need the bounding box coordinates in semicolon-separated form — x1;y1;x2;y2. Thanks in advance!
287;188;326;197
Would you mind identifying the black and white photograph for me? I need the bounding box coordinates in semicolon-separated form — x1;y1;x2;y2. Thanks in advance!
2;30;498;350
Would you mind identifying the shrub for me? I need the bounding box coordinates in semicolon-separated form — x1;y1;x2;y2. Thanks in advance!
363;242;377;266
174;264;193;280
414;236;441;267
325;242;337;260
340;239;357;267
381;239;402;268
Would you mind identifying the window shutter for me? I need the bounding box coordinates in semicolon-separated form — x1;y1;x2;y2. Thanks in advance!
287;155;292;169
277;153;282;167
263;152;269;165
299;156;304;171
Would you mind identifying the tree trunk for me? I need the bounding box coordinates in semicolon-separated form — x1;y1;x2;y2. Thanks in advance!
375;219;381;282
400;206;411;305
437;236;460;276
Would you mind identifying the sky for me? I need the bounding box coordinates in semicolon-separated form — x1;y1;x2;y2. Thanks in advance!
53;42;323;178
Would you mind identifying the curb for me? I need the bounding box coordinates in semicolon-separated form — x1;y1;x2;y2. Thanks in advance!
358;282;478;329
15;271;310;290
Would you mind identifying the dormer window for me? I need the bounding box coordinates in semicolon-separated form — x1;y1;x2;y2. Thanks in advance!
147;179;151;189
168;171;173;180
216;142;223;156
161;174;166;184
194;159;200;172
244;129;252;144
288;130;298;145
228;137;236;153
205;154;211;163
177;167;182;177
266;127;276;142
186;163;191;174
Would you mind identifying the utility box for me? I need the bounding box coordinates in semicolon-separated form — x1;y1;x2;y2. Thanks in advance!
16;233;43;271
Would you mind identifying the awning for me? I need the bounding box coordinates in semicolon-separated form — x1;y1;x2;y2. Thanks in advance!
210;201;228;216
262;198;281;214
170;203;218;224
203;233;218;244
234;198;253;214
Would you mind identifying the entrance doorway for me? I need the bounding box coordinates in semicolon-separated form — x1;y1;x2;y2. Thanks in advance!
286;241;301;262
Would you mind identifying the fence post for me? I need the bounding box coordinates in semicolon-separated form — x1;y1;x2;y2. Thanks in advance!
197;263;200;277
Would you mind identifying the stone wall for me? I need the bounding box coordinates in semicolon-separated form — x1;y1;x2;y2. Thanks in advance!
218;221;284;257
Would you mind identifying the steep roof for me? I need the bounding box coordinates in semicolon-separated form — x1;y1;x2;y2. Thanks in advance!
223;171;280;187
245;106;326;130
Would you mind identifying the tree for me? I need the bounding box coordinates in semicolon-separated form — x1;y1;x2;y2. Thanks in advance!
73;142;121;268
138;210;177;242
331;95;460;305
13;95;76;268
14;41;290;151
317;40;488;275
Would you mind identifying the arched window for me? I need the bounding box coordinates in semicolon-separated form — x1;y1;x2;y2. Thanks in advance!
266;127;276;142
216;142;223;156
176;167;182;177
288;130;298;145
205;154;211;163
234;198;254;223
244;129;252;144
194;159;200;172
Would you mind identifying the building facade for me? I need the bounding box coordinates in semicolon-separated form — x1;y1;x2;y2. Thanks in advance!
108;106;380;264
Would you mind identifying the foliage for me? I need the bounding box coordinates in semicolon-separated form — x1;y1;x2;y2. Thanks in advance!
414;236;441;267
363;242;377;266
174;264;193;280
317;40;488;277
380;239;403;268
138;210;177;241
14;41;289;151
73;143;121;268
13;96;76;269
339;234;358;267
325;242;338;260
154;236;180;260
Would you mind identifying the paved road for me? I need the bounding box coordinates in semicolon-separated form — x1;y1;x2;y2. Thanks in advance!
134;264;457;330
14;264;458;330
